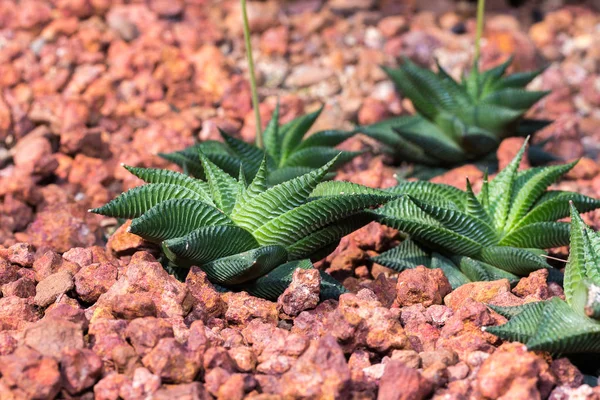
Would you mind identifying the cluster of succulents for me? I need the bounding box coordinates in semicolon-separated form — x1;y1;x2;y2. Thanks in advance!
90;0;600;360
358;58;551;174
92;156;392;300
160;104;361;186
101;138;600;302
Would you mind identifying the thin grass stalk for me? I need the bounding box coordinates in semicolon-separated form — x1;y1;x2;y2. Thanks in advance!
240;0;263;148
474;0;486;64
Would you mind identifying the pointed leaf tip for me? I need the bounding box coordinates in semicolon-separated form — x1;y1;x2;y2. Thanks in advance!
569;200;577;214
316;152;342;175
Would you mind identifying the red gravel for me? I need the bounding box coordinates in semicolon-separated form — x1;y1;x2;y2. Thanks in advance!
0;0;599;398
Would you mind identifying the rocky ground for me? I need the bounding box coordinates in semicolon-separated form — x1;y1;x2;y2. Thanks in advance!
0;0;600;399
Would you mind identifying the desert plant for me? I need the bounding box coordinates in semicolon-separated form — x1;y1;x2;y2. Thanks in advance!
91;155;392;299
160;104;361;186
367;140;600;288
487;204;600;354
357;0;551;173
357;57;550;173
358;0;549;174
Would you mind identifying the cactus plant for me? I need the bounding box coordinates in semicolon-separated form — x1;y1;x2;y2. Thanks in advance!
91;155;393;299
358;57;551;173
160;104;361;186
368;140;600;288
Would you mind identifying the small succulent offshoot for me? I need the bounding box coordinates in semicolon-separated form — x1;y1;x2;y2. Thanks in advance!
91;155;393;300
160;104;361;186
487;204;600;354
358;57;551;174
370;140;600;289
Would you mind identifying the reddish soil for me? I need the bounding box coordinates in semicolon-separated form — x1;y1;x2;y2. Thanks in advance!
0;0;600;399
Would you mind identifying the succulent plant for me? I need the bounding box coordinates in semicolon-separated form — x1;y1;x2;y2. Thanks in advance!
369;140;600;288
358;57;551;171
160;104;361;186
487;204;600;354
91;155;392;300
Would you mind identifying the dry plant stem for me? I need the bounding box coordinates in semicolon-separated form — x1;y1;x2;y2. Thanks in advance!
240;0;263;148
474;0;486;64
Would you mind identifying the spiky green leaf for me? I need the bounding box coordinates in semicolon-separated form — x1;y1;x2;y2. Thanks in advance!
199;153;239;214
129;199;230;242
486;300;547;344
220;129;265;178
383;66;439;120
280;106;323;162
565;205;594;308
401;58;458;112
495;68;545;90
375;196;484;256
230;156;337;231
488;138;528;230
504;161;577;231
285;147;361;169
372;239;431;272
386;180;465;209
481;88;549;111
526;297;600;353
431;253;472;289
465;179;492;226
410;196;497;246
163;225;259;267
516;191;600;228
287;212;375;260
479;246;549;275
199;245;288;285
91;184;205;219
237;259;313;300
123;166;213;205
296;130;354;150
499;222;570;249
310;181;391;198
232;158;269;216
358;117;439;164
263;102;281;164
267;166;316;186
395;116;467;163
253;194;390;248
